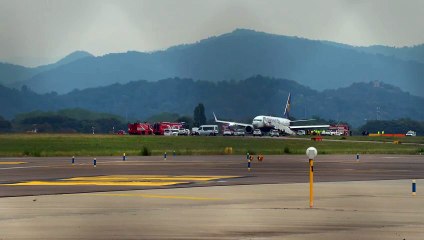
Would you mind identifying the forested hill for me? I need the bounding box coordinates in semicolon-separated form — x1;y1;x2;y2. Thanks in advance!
2;76;424;127
0;51;93;88
3;29;422;96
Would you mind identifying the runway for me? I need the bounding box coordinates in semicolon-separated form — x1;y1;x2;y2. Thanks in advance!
1;154;424;239
1;180;424;239
0;154;423;197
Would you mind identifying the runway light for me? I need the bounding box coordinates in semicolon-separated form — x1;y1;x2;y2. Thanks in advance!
93;158;97;167
123;153;126;161
173;150;176;157
72;156;75;165
356;153;360;161
246;152;250;160
412;180;417;196
257;155;264;162
306;147;317;208
164;152;167;161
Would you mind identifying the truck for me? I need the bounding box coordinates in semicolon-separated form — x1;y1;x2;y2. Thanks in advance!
152;122;184;135
127;122;153;135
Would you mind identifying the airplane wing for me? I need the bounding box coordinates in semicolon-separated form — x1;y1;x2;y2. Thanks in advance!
289;125;330;129
289;119;315;123
213;112;253;128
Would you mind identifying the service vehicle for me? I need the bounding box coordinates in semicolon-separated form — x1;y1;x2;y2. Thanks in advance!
270;129;280;137
223;129;234;136
164;128;179;136
406;130;417;136
191;127;199;135
234;129;245;136
330;131;343;136
178;128;190;136
128;123;153;135
116;130;126;135
152;122;183;135
198;125;219;136
253;129;262;137
297;130;306;135
321;130;332;136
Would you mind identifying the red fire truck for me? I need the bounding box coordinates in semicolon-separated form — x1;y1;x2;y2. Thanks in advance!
127;122;153;135
152;122;184;135
329;124;350;136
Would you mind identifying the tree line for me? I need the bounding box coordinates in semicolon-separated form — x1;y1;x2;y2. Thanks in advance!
0;106;422;135
0;105;208;134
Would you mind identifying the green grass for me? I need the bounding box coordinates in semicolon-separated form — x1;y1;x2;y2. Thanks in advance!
295;135;424;144
0;134;422;157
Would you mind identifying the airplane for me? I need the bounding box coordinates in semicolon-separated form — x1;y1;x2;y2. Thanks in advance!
213;93;329;135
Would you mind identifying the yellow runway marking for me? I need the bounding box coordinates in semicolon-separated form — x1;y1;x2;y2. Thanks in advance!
92;193;223;201
6;181;185;186
0;162;27;165
68;175;237;182
3;175;238;186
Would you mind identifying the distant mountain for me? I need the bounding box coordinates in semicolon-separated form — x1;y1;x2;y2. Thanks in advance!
0;63;39;86
17;29;424;96
320;41;424;64
35;51;94;72
354;44;424;64
1;76;423;127
0;51;93;88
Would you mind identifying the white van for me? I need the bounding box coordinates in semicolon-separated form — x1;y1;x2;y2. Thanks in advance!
297;130;306;135
406;130;416;137
164;128;179;136
198;125;219;136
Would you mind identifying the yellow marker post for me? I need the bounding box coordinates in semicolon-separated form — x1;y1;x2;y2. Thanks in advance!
306;147;318;208
309;159;314;208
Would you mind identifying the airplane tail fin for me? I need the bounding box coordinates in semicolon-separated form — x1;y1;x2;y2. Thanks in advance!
283;93;291;118
213;112;218;122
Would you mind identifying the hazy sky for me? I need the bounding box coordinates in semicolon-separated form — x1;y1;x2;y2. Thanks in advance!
1;0;423;67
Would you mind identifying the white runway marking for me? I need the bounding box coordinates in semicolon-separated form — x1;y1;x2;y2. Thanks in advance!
0;165;47;170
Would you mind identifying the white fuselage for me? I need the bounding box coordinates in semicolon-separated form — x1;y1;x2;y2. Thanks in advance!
252;115;291;129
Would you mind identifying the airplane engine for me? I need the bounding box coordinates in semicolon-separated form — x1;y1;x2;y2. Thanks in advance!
245;126;253;133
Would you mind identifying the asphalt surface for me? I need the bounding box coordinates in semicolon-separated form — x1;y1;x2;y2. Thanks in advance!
1;154;423;197
1;180;424;239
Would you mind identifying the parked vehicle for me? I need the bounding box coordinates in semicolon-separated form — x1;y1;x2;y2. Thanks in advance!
234;129;245;136
253;129;262;137
297;130;306;135
191;127;199;135
127;122;153;135
152;122;183;135
116;130;126;135
198;125;219;136
178;128;190;136
164;128;179;136
406;130;417;137
330;131;343;136
321;130;332;136
223;129;234;136
270;129;280;137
